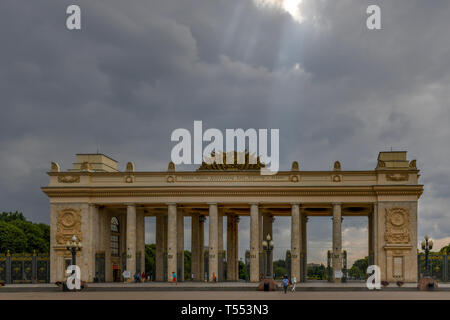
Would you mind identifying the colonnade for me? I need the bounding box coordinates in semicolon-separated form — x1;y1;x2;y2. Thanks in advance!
116;202;365;283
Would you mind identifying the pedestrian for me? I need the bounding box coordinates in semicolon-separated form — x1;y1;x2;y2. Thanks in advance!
291;276;297;292
191;273;194;281
172;271;177;284
212;272;217;282
282;275;289;294
141;271;146;282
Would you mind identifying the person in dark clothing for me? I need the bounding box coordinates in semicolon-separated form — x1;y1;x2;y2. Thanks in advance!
282;275;289;294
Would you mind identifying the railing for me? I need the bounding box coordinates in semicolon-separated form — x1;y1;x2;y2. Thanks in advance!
418;254;450;282
0;251;50;284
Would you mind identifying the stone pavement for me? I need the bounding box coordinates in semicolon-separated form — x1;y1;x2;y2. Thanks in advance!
1;280;450;292
1;291;450;300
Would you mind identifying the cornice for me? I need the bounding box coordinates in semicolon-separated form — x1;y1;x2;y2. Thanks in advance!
47;169;415;177
41;185;423;198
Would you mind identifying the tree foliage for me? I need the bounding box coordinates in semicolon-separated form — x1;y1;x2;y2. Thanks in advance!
0;212;49;254
0;221;27;253
273;259;287;279
348;256;369;280
307;264;327;280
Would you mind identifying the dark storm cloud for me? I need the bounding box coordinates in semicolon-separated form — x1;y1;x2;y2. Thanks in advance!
1;0;450;262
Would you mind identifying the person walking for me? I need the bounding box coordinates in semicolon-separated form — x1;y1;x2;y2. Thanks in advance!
172;271;177;285
291;276;297;292
282;275;289;294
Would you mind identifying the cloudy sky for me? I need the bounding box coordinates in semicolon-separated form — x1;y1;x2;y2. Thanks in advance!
1;0;450;264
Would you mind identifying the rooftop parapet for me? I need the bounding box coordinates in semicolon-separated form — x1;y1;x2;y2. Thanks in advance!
376;151;417;170
68;154;119;172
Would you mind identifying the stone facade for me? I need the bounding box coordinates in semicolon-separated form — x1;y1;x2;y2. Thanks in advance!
43;151;423;283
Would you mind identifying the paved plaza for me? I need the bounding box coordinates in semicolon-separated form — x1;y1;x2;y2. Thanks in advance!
1;290;450;300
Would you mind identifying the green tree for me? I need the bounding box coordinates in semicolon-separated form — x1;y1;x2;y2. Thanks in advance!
273;259;287;279
10;220;49;253
238;260;246;280
0;221;27;253
307;264;327;280
184;250;191;280
145;244;156;279
439;243;450;255
348;256;369;280
0;211;26;223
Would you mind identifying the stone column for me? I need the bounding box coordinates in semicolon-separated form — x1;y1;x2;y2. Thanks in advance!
78;204;96;282
218;208;223;252
301;213;307;282
208;203;219;282
291;203;301;281
262;213;273;240
373;203;378;266
250;203;260;282
332;203;342;283
136;211;145;274
262;212;274;276
120;214;127;274
167;203;177;281
177;208;184;281
155;214;165;281
218;208;224;281
368;210;374;265
103;210;112;282
126;204;137;277
227;214;238;281
199;215;205;280
191;213;200;280
233;216;239;281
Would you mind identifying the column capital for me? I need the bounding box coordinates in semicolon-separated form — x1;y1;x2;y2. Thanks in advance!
124;203;136;207
249;202;259;207
165;202;177;206
290;202;300;206
332;202;342;207
207;202;218;206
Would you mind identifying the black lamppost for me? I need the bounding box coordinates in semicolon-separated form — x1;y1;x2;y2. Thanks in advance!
66;235;82;271
421;235;433;277
262;234;274;278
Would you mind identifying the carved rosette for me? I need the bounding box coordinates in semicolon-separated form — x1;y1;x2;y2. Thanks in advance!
385;208;410;244
56;209;82;245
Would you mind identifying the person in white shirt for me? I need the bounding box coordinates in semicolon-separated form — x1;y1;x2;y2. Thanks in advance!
291;276;297;292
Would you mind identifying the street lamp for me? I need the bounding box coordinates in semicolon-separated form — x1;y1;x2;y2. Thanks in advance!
421;235;433;277
66;235;82;271
262;234;274;278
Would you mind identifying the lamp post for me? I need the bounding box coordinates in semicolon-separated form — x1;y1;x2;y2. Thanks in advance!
421;235;433;277
66;235;82;272
262;234;274;278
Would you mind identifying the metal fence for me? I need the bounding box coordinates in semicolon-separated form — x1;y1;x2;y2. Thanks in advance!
418;254;450;282
0;251;50;284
